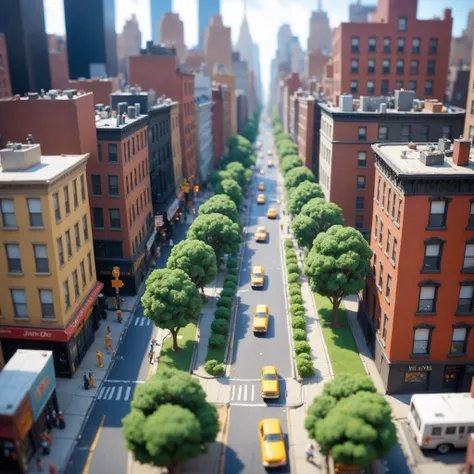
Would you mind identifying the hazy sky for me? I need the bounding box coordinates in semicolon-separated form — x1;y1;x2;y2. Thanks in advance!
44;0;472;98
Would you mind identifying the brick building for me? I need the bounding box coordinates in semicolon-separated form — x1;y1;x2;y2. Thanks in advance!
0;34;12;99
48;35;69;90
319;92;465;235
212;84;225;166
185;49;206;72
465;43;474;144
213;69;237;137
236;91;248;134
160;12;187;63
129;43;198;185
332;0;452;102
69;78;119;106
359;139;474;394
205;14;232;78
322;60;334;100
282;73;302;134
304;49;330;86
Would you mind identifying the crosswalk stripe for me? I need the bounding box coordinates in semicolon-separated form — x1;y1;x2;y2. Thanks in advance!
116;386;122;400
103;387;110;400
237;385;242;401
140;318;145;327
108;387;115;400
124;387;131;401
244;385;248;401
98;387;106;400
231;385;235;401
134;318;139;326
252;384;255;401
147;319;151;326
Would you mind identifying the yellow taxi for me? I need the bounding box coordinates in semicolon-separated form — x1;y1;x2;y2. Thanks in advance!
267;160;274;168
259;419;287;468
267;149;273;156
261;366;279;399
252;304;269;333
254;226;267;242
257;194;265;205
267;208;277;219
250;265;265;289
258;181;265;191
260;169;265;175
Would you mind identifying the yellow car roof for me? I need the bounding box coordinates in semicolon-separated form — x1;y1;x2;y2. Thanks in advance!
255;304;268;313
262;365;277;375
257;226;266;231
268;207;276;212
252;265;264;273
261;418;281;434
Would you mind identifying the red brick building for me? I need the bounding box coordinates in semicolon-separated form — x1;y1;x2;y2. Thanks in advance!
322;60;334;100
332;0;452;102
130;44;198;185
212;84;225;167
318;93;465;235
220;83;231;153
48;35;69;90
304;49;330;86
160;12;186;63
282;73;302;134
248;69;255;118
465;40;474;144
205;14;232;78
68;78;119;106
184;49;206;72
359;140;474;394
0;33;12;98
213;69;236;137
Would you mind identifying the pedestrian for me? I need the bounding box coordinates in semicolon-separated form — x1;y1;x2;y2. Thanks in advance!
83;373;90;390
116;310;123;323
41;439;50;455
45;413;52;432
57;411;65;430
107;326;111;334
48;462;57;474
280;223;283;231
51;409;57;428
149;349;154;365
96;350;104;368
36;457;44;472
305;443;314;463
105;332;111;352
41;431;53;445
88;369;95;388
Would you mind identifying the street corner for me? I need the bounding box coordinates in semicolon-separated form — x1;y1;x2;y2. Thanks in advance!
194;375;232;405
285;378;304;407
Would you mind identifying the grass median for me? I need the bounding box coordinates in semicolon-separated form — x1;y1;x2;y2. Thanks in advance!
159;322;197;372
313;293;366;376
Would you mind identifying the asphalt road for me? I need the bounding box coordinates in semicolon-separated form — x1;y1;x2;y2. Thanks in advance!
224;119;293;473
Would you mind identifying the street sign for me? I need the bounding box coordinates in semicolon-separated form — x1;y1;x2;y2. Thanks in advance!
154;215;163;227
112;267;120;278
111;279;124;289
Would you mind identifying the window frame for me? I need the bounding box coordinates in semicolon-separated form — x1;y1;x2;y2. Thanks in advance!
27;198;43;227
449;324;470;355
416;281;440;314
398;16;407;32
358;127;367;141
412;324;435;356
427;197;450;229
109;208;121;229
108;175;119;196
63;185;70;215
108;143;118;163
39;289;55;320
1;199;16;228
358;151;367;168
457;282;474;314
356;176;366;190
91;175;102;196
5;243;22;273
378;126;388;141
33;243;49;273
11;288;28;319
463;239;474;273
422;238;445;273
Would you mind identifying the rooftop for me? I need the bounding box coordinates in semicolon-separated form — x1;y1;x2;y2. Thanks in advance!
0;89;92;102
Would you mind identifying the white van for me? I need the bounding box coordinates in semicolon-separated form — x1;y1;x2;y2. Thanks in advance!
408;392;474;454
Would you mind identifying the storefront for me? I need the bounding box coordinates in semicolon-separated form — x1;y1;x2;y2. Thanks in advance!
0;282;103;378
0;350;59;473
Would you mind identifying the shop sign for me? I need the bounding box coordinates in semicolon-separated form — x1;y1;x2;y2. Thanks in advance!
28;355;56;421
16;402;33;441
407;365;432;372
154;215;163;227
167;198;180;221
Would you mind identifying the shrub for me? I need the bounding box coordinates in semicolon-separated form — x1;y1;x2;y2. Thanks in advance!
296;352;312;363
220;288;235;298
209;334;226;349
289;283;301;293
211;318;230;335
227;256;238;269
289;286;301;297
292;311;305;320
227;268;238;276
284;240;294;250
293;328;307;341
292;316;307;330
216;297;232;309
294;341;311;355
204;359;225;376
224;275;238;285
287;263;299;274
288;273;300;284
286;259;298;268
289;277;301;288
215;307;230;320
286;249;296;259
223;281;237;291
297;358;315;378
291;303;305;316
290;295;303;305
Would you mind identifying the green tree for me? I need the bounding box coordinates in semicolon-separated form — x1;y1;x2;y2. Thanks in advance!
279;144;299;158
284;166;315;190
292;198;344;249
281;155;303;175
220;178;243;206
188;213;241;263
304;226;373;327
242;120;258;143
167;240;217;293
273;123;283;136
227;135;252;154
198;194;240;224
275;134;291;145
141;269;202;350
225;161;247;188
288;181;324;215
228;146;255;169
122;369;219;474
323;373;377;400
210;170;231;192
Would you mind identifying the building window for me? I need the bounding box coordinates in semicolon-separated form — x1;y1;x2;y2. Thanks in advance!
64;185;70;215
351;59;359;74
396;59;404;74
91;175;102;195
93;208;104;228
80;260;87;288
392;237;398;263
72;270;80;300
382;314;389;341
378;262;383;289
72;180;79;209
355;215;363;229
63;280;70;310
463;242;474;272
108;144;118;163
374;215;378;239
126;176;129;194
351;36;359;52
408;80;417;91
458;284;474;313
424;80;434;95
401;125;411;142
358;127;367;140
386;230;391;255
27;198;43;227
376;177;381;201
367;81;375;95
396;80;404;90
468;202;474;228
372;254;377;279
412;38;421;54
368;59;375;74
34;244;49;273
5;243;22;273
397;37;405;52
39;289;55;320
429;38;438;54
11;289;28;319
65;230;72;259
420;124;429;141
470;126;474;145
450;327;468;355
391;194;397;218
381;80;389;94
412;327;432;355
1;199;16;228
87;252;93;279
387;189;392;215
57;237;64;267
350;80;358;93
397;199;402;223
74;223;81;250
427;60;436;76
98;144;102;163
428;199;448;228
356;176;366;189
383;37;391;53
358;152;367;168
378;126;388;140
418;284;439;313
368;37;376;52
82;215;89;241
53;193;61;222
108;175;119;196
442;125;451;139
382;181;386;207
423;239;444;272
109;209;121;229
382;59;390;74
398;16;407;31
471;100;474;116
379;220;383;244
410;60;419;75
80;174;86;202
386;275;392;300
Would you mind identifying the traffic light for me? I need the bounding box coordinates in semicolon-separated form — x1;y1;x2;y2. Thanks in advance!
194;185;199;193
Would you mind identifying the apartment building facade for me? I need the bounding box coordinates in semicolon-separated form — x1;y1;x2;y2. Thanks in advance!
68;77;119;105
465;41;474;144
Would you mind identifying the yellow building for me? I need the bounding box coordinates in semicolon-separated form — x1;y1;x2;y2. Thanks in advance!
0;143;103;377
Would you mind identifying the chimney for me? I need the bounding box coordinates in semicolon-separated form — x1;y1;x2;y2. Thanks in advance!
453;139;471;167
1;143;42;171
127;106;136;119
134;103;141;115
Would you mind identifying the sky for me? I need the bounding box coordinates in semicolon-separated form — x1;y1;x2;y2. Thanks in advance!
44;0;472;99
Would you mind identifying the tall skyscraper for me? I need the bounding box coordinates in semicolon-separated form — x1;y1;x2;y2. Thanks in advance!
205;14;232;76
117;14;142;81
277;24;293;64
236;0;254;71
253;43;262;102
349;0;376;23
307;0;332;55
160;12;187;63
0;0;50;94
198;0;220;51
150;0;172;44
64;0;117;79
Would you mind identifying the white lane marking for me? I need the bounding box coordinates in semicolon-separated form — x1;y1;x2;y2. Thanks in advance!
107;387;116;400
103;387;110;400
105;380;146;384
251;384;255;401
134;318;139;326
231;385;236;401
124;387;131;401
237;385;242;401
146;319;151;326
140;318;145;327
231;378;261;382
98;387;106;400
244;384;248;401
230;403;268;407
116;386;122;400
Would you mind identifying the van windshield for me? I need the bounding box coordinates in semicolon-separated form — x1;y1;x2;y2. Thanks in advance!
410;403;421;430
253;272;262;278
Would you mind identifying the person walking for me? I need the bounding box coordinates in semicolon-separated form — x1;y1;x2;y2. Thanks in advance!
305;443;315;463
105;332;111;352
83;373;90;390
149;348;154;365
88;369;95;388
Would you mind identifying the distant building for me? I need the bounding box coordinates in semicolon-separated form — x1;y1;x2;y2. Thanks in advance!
205;15;232;77
170;103;183;195
236;7;254;71
195;75;214;182
232;52;249;117
277;24;293;65
118;15;142;82
111;87;157;114
236;90;248;133
349;0;377;22
160;12;187;64
322;60;334;100
307;1;332;55
0;34;12;98
199;0;221;51
185;49;206;73
304;49;330;86
48;35;69;91
64;0;117;79
150;0;172;43
212;84;225;166
68;78;119;106
449;9;474;68
465;42;474;144
290;36;304;75
213;68;237;137
282;73;302;134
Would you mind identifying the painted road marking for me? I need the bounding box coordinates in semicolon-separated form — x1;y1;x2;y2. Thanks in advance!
97;387;106;400
134;318;139;326
124;387;131;401
147;319;151;326
237;385;242;401
139;318;145;327
107;386;115;400
244;384;248;401
231;385;235;400
115;386;122;400
251;384;255;401
232;383;257;402
103;387;110;400
106;380;146;383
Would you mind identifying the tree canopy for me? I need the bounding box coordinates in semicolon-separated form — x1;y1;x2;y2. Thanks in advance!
281;155;303;175
279;144;299;158
187;213;241;263
304;225;373;326
288;181;324;215
141;269;202;350
198;194;240;225
241;120;259;143
210;170;231;192
219;178;244;206
292;198;344;249
284;166;315;190
227;146;255;169
167;240;217;291
122;369;219;474
225;161;248;188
